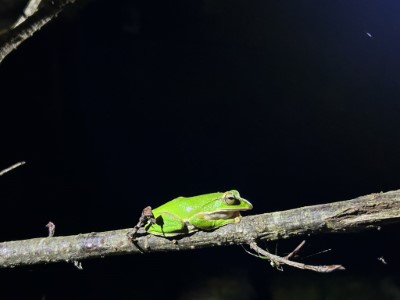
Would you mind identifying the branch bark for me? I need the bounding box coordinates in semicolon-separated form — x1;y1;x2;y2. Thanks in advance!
1;189;400;268
0;0;78;64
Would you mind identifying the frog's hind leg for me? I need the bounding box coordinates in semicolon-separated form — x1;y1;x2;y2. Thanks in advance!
155;212;188;235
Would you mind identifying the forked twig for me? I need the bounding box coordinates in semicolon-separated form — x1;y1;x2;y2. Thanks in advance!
248;241;345;273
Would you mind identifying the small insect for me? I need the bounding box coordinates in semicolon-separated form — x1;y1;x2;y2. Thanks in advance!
365;31;373;38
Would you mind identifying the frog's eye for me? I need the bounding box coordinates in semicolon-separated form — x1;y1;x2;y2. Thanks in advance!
223;192;237;205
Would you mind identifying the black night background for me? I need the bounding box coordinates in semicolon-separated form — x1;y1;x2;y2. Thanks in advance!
1;0;400;299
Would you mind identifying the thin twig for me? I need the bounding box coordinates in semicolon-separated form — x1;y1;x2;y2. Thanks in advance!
0;161;26;176
46;222;55;237
285;240;306;260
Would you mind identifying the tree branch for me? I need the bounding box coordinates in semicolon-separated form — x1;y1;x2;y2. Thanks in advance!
1;189;399;268
0;0;78;64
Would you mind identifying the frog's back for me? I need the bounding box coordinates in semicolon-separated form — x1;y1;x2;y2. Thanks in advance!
152;192;224;217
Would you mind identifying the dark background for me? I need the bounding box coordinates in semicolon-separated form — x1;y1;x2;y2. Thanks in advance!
1;0;400;299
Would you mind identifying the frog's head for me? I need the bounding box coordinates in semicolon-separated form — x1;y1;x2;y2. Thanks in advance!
202;190;253;220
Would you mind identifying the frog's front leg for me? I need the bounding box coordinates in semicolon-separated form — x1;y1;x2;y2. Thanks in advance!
188;213;240;231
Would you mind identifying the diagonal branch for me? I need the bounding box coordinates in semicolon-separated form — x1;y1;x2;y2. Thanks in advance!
0;0;79;64
0;161;26;176
1;189;400;268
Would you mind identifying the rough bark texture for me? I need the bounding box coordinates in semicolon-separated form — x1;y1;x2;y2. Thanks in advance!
1;189;399;268
0;0;78;64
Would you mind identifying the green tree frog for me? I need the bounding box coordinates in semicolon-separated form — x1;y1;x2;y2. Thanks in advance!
145;190;253;236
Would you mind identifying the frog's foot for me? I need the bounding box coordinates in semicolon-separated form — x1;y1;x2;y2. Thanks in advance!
234;215;242;223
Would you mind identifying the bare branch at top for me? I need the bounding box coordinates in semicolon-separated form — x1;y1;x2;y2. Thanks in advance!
0;0;80;64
